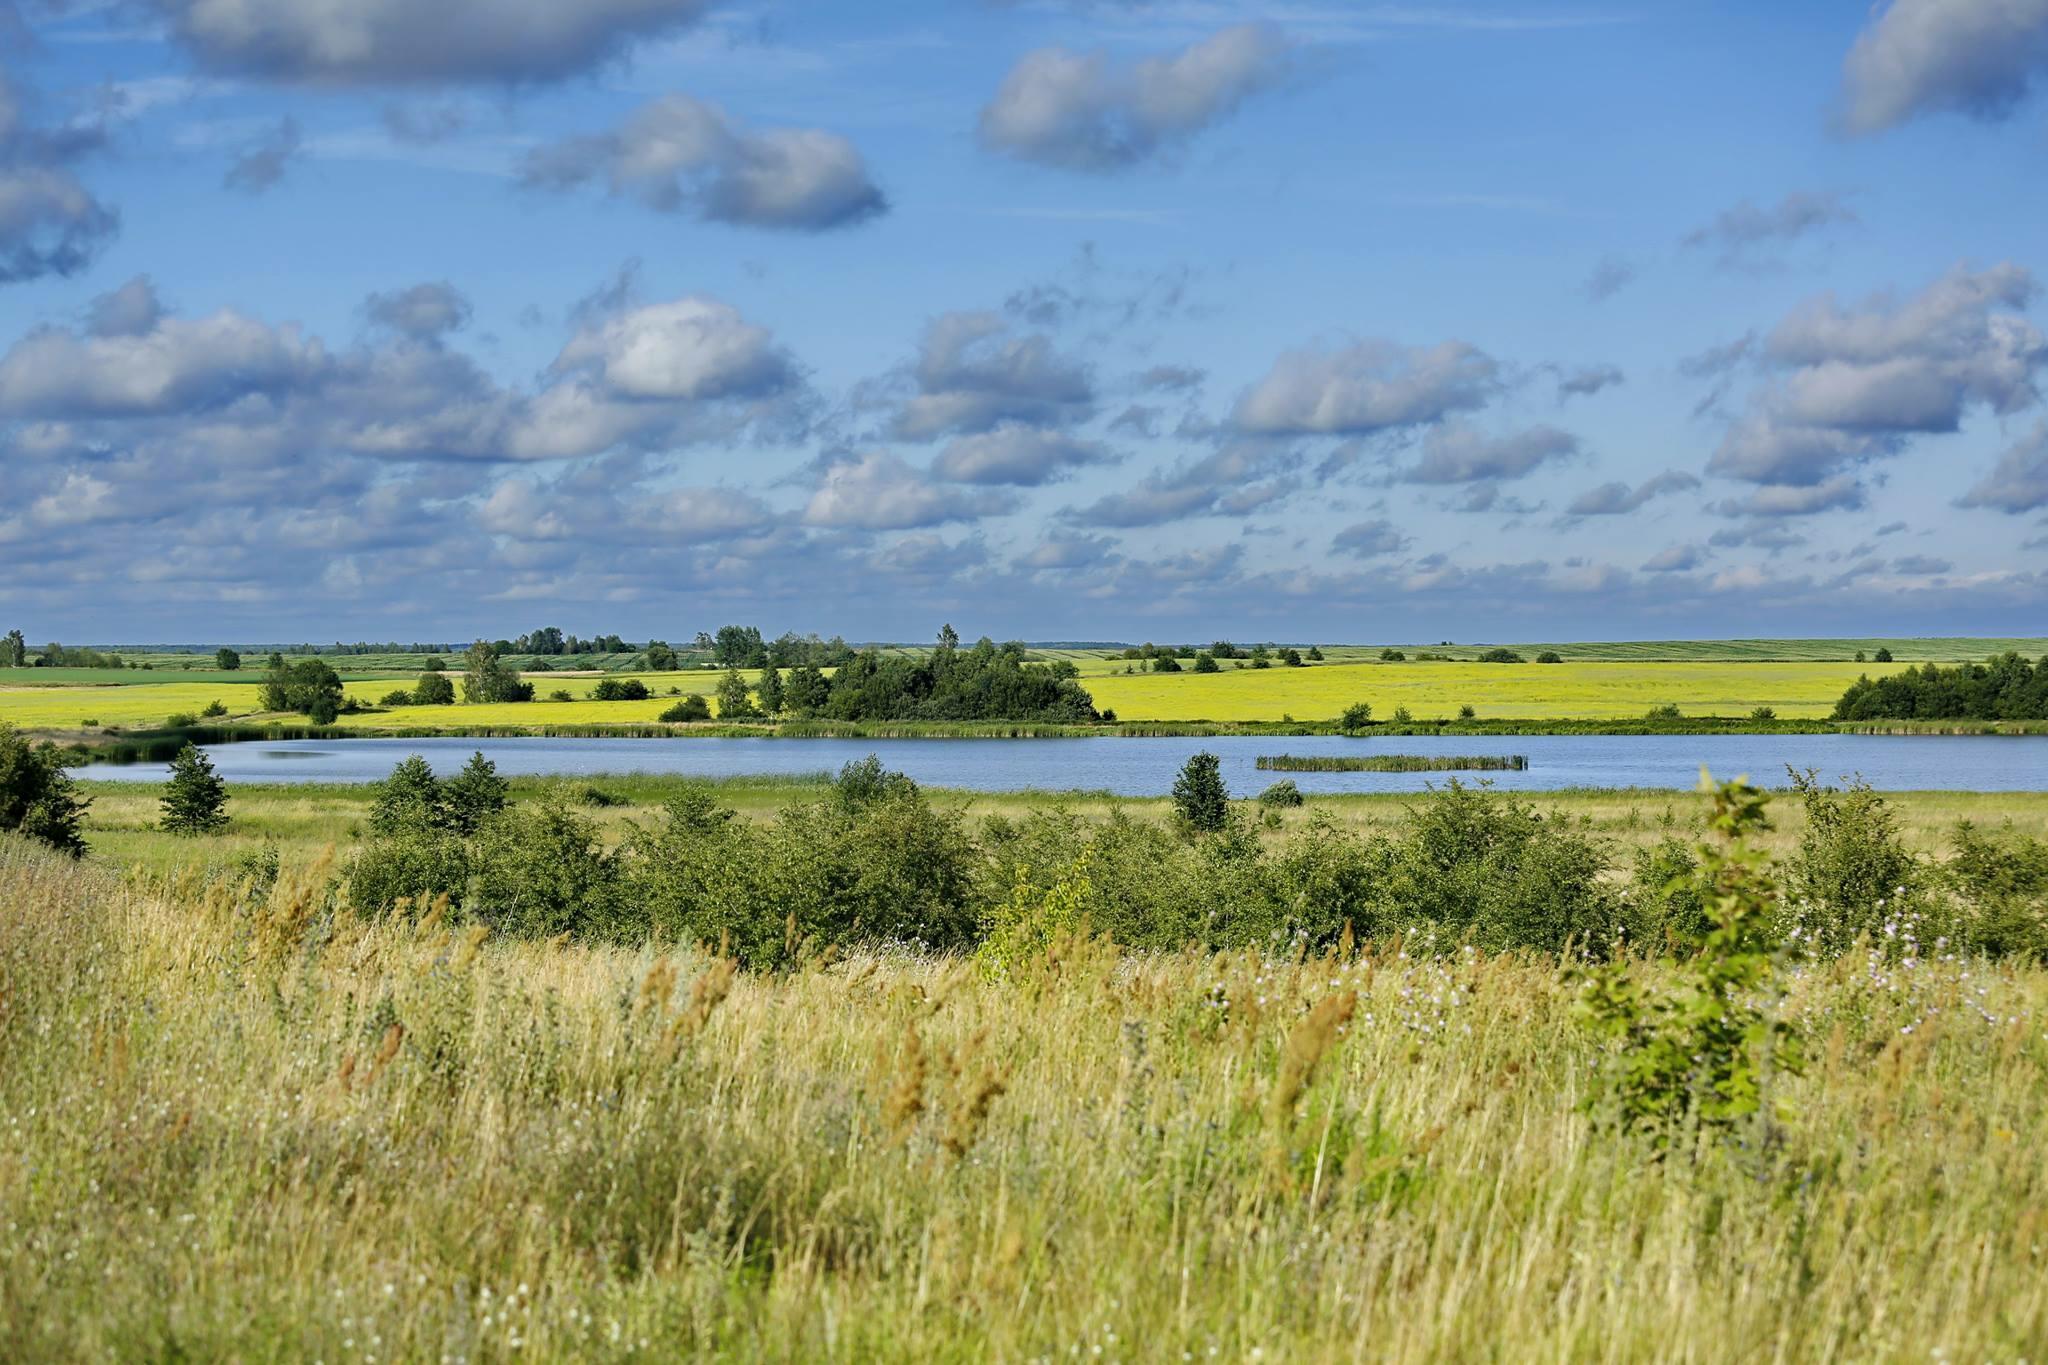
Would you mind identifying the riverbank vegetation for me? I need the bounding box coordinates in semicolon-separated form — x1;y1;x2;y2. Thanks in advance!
1833;653;2048;721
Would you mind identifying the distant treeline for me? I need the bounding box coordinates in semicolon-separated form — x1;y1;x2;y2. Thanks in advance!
696;625;859;670
1257;754;1529;772
1833;654;2048;721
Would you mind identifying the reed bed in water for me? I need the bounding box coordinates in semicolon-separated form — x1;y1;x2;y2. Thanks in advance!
1257;753;1529;771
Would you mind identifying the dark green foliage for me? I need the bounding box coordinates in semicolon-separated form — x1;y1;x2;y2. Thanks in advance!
1458;705;1477;719
444;752;508;835
259;655;344;723
1833;652;2048;721
1535;651;1563;664
1628;837;1708;949
784;664;830;713
368;755;448;835
660;695;711;722
1378;648;1406;662
1477;648;1524;664
1576;778;1802;1153
1645;704;1683;720
2;629;24;667
467;795;628;939
412;671;455;705
165;712;197;729
1750;706;1776;720
1378;780;1620;954
1258;779;1305;808
159;744;229;835
1873;647;1893;663
1171;752;1229;832
814;638;1098;723
643;640;678;671
716;667;760;719
1193;652;1220;673
1307;646;1324;661
379;689;414;707
461;640;534;704
1944;822;2048;961
346;827;470;917
214;648;241;671
1151;655;1183;674
1786;769;1926;953
0;724;89;856
629;769;978;968
201;700;228;718
1281;648;1304;667
591;678;650;701
757;664;785;716
1338;702;1372;732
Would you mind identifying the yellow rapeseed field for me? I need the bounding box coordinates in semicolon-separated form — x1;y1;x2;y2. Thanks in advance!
1084;659;1913;721
0;659;1922;731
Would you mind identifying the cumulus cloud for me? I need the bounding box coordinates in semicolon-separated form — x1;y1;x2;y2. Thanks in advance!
365;282;472;341
1709;263;2045;497
1958;419;2048;512
1556;364;1623;400
932;424;1115;485
1712;477;1868;518
1018;531;1119;571
521;94;886;231
1232;338;1498;436
1837;0;2048;134
142;0;715;85
548;295;792;403
1332;518;1409;558
1066;443;1298;527
979;23;1293;170
0;288;806;464
86;276;164;338
1563;469;1699;516
1893;553;1954;575
891;311;1094;440
223;116;302;193
0;71;119;285
1641;543;1708;572
1399;423;1577;484
803;452;1017;530
1682;190;1855;266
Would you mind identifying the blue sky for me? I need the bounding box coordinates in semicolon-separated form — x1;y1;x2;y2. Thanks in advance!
3;0;2047;644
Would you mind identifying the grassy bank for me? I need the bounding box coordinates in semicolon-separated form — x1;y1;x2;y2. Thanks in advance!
4;834;2047;1359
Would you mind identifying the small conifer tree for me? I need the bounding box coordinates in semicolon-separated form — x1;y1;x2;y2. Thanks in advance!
1171;751;1229;832
160;743;229;835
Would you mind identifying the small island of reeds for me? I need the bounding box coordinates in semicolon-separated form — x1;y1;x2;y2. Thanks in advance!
1256;753;1529;772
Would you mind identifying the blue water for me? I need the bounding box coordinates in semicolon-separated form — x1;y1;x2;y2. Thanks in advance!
108;733;2048;795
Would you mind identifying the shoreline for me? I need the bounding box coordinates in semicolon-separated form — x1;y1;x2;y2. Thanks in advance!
37;713;2048;767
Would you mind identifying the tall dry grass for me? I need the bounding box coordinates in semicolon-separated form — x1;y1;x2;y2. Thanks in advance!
3;832;2047;1360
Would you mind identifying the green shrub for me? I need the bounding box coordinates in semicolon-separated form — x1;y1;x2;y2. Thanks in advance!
347;828;472;918
1785;769;1930;953
1338;702;1372;732
201;700;229;718
1477;648;1524;664
1258;779;1305;808
660;695;711;722
467;794;628;940
1944;822;2048;961
1535;651;1563;664
591;678;650;701
379;689;414;707
0;723;89;856
412;671;455;705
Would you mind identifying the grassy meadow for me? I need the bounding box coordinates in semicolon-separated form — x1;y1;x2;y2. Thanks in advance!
70;773;2048;876
7;825;2048;1360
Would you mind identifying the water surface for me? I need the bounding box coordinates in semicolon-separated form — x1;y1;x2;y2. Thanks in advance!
110;733;2048;796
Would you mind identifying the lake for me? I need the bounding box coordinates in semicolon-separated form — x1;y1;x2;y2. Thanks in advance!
109;733;2048;795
